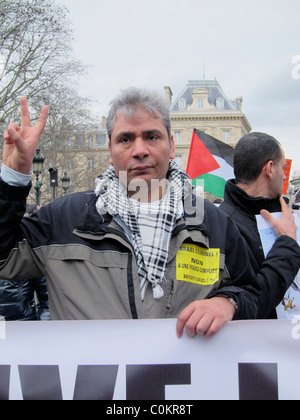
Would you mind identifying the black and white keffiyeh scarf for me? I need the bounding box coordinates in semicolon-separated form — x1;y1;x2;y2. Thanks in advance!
95;161;192;300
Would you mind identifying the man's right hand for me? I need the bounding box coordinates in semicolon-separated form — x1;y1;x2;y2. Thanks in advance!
3;97;48;175
261;197;298;241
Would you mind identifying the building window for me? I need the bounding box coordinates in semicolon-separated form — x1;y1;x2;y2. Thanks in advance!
88;177;95;190
87;158;95;170
197;98;204;109
178;98;186;110
216;97;225;109
68;159;74;171
223;130;230;143
174;131;181;144
87;135;94;147
67;136;75;147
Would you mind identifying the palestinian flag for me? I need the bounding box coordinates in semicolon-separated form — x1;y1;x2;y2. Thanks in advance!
186;130;234;198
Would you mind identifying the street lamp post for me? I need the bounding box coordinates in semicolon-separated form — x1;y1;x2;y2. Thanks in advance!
61;171;71;196
32;148;45;206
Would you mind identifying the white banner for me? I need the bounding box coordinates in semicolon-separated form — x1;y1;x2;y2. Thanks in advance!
0;319;300;401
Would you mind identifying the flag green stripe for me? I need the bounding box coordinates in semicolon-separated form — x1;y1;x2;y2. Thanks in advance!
192;173;226;198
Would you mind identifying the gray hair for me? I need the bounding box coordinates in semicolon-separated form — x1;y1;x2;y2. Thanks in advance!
106;87;171;141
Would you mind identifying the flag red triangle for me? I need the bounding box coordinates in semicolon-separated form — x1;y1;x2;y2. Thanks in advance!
186;131;220;179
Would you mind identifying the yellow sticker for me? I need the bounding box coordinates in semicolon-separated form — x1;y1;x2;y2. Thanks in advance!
176;243;220;286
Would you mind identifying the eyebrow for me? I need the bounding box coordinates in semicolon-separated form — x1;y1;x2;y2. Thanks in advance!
114;129;164;141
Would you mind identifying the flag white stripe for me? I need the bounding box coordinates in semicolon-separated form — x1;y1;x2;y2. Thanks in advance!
209;155;234;180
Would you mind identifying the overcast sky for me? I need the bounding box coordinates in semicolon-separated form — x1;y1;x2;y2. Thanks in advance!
56;0;300;173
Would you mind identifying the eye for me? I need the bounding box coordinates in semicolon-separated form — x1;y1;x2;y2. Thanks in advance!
147;134;159;141
120;137;131;144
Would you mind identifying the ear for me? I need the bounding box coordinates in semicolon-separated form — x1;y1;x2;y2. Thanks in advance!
108;141;113;165
264;160;274;179
170;135;175;160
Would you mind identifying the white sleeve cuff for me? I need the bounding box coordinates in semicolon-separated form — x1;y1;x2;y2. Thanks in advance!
0;164;32;187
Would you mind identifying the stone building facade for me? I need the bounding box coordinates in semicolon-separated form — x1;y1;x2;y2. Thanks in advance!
165;79;252;170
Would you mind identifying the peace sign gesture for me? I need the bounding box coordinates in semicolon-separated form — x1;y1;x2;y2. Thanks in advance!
3;97;48;175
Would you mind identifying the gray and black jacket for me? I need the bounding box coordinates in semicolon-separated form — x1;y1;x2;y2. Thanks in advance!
0;177;297;321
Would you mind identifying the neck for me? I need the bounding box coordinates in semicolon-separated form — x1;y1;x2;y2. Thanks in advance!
237;181;274;199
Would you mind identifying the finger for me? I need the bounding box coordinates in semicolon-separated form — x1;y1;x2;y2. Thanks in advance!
6;127;25;151
278;197;295;225
20;97;31;128
177;302;208;338
3;123;19;142
204;317;226;338
4;123;20;135
260;208;274;225
279;196;288;213
176;304;195;338
195;313;213;337
34;105;48;136
186;313;203;337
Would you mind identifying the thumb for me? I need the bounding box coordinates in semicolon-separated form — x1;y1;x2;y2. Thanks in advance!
260;209;273;225
260;209;280;232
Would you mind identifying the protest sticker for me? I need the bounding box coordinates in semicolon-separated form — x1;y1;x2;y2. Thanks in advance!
176;243;220;286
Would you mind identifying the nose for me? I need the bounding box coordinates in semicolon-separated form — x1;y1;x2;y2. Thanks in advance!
132;137;149;160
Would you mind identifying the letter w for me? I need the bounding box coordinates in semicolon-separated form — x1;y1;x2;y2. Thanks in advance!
18;365;119;400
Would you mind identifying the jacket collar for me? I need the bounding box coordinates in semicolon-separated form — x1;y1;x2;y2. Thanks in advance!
74;190;210;238
74;194;114;235
224;179;282;215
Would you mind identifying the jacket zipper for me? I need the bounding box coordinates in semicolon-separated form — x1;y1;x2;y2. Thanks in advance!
166;280;175;311
127;254;138;319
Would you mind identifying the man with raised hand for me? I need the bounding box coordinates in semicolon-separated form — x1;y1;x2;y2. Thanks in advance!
0;90;297;338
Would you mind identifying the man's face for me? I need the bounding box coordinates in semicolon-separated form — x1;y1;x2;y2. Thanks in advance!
109;110;175;200
270;148;287;198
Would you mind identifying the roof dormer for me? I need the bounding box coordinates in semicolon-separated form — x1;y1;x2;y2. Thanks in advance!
187;88;214;111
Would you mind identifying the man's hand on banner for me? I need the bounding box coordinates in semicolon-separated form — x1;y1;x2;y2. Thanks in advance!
176;297;236;338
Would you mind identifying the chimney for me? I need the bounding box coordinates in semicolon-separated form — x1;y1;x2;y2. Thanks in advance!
101;116;107;130
164;86;173;107
236;97;243;111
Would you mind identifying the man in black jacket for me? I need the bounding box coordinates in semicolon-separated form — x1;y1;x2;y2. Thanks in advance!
220;132;299;318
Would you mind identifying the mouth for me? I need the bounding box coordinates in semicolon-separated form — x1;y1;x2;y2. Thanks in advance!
130;165;153;173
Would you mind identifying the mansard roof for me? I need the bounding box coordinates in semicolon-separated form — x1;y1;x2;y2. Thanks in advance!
170;79;240;112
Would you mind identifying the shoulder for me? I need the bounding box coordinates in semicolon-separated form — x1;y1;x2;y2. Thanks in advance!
24;191;98;234
204;199;231;223
40;190;96;216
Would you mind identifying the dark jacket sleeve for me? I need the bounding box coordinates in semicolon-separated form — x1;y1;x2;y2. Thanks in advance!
0;178;31;260
207;216;262;320
220;197;300;318
0;178;50;280
208;211;300;320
